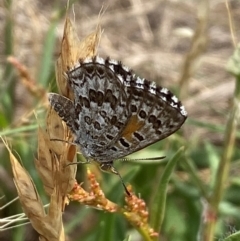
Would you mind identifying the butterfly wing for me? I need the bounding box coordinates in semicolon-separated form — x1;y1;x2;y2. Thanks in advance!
66;57;132;159
51;56;187;162
94;59;187;160
48;93;76;133
105;78;187;158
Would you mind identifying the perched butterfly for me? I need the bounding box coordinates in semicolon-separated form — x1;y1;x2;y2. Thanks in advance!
49;56;187;194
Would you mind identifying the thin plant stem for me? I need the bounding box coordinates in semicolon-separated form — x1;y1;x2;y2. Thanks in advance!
203;49;240;241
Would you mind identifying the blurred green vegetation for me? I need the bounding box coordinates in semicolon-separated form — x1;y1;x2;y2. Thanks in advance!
1;1;240;241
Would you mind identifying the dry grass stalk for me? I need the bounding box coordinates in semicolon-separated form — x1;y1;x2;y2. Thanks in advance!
4;16;158;240
55;18;101;98
3;138;64;241
36;17;101;199
7;56;46;99
179;0;209;99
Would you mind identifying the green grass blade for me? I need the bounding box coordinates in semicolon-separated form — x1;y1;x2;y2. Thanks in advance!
150;147;185;234
224;231;240;241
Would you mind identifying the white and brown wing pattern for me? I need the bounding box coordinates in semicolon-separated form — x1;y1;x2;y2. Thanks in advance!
49;56;187;163
101;58;187;159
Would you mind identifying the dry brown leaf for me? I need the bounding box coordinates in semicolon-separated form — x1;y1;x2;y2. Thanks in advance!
40;189;64;241
4;138;65;241
37;117;77;197
35;127;57;195
55;17;101;98
46;107;66;155
46;106;77;195
3;140;62;240
75;27;101;60
7;149;45;217
56;144;77;195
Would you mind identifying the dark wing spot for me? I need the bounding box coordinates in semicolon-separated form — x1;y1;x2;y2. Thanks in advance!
105;89;118;109
131;104;137;113
139;110;147;119
148;115;157;123
111;146;118;151
110;116;117;125
100;110;107;117
119;137;130;148
153;119;162;129
96;91;104;106
106;134;114;140
94;121;101;130
84;116;91;125
133;132;144;141
89;89;97;102
115;121;124;130
82;97;90;108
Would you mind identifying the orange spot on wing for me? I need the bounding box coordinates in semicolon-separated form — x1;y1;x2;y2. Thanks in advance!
121;115;144;140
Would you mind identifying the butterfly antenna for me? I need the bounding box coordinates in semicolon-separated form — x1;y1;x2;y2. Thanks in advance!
99;163;131;196
119;156;166;162
115;169;131;196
